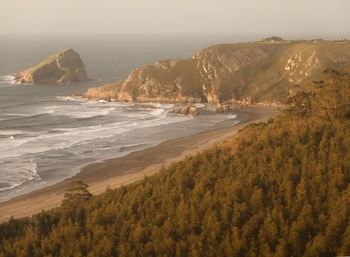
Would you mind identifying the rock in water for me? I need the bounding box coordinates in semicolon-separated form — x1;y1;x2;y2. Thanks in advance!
14;49;88;85
169;105;199;116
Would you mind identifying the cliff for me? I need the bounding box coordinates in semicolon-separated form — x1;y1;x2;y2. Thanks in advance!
14;49;88;85
83;39;350;104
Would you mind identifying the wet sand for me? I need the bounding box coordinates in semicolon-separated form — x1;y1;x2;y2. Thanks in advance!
0;104;281;223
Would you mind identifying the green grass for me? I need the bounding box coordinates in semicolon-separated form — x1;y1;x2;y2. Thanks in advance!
31;49;71;72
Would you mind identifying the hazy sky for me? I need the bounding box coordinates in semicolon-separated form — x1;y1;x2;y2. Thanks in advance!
1;0;349;38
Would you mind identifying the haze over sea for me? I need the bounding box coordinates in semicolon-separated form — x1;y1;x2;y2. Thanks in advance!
0;35;241;202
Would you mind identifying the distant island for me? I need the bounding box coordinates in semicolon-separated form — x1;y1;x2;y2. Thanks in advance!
83;38;350;106
14;49;88;85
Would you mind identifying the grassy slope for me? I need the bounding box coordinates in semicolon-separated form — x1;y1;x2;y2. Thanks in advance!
31;49;70;73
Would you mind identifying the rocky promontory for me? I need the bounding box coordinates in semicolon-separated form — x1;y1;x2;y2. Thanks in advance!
14;49;88;85
83;39;350;104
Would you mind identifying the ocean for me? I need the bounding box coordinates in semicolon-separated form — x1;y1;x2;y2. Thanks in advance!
0;35;241;202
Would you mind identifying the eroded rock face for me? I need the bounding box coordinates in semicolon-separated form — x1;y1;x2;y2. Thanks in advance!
82;40;350;104
14;49;88;85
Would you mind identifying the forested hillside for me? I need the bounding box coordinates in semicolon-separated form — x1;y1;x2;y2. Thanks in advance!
0;68;349;256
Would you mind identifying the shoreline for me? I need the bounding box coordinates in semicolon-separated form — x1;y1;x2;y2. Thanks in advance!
0;104;281;223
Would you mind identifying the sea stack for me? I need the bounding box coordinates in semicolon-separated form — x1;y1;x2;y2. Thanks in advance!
14;49;88;85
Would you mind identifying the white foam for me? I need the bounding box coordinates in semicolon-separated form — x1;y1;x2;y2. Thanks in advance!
56;96;86;102
159;103;174;109
0;106;190;160
0;159;40;192
119;143;151;152
150;108;165;116
141;103;174;109
0;130;24;136
147;102;162;108
50;104;113;118
58;96;129;108
0;75;16;86
226;114;237;119
41;104;115;118
10;99;118;119
0;102;193;194
194;103;206;108
4;109;56;117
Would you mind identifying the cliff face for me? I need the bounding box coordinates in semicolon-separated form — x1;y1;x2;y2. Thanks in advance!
83;40;350;104
14;49;88;85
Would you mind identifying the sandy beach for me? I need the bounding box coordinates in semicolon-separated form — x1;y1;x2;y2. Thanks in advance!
0;105;280;223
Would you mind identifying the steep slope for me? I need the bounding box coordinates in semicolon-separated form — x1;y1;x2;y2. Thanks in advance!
14;49;88;85
84;40;350;104
0;68;349;257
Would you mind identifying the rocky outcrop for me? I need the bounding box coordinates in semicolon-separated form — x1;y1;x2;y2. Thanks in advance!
83;40;350;104
169;105;199;116
14;49;88;85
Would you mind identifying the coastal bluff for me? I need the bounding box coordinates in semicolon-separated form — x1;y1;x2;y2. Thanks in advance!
14;49;88;85
83;39;350;104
